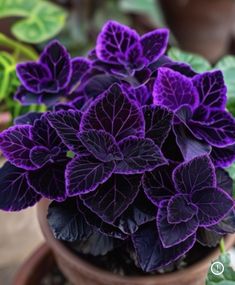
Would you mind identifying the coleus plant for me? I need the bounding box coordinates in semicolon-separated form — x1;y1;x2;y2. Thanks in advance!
0;20;235;273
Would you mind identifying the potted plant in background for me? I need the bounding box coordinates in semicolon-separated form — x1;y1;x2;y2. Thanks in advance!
0;20;235;285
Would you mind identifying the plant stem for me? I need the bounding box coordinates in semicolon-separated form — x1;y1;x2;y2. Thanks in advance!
0;33;38;60
219;238;226;254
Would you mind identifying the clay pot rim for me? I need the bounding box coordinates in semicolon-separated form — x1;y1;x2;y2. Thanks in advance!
38;199;235;284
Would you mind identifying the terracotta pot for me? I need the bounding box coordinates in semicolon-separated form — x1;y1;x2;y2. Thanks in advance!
12;244;54;285
38;200;235;285
160;0;235;62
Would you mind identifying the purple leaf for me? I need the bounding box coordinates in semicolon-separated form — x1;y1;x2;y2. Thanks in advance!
40;40;71;91
132;222;195;272
208;209;235;234
125;43;146;70
216;168;233;196
96;20;140;65
30;146;52;168
78;130;123;162
173;155;216;194
27;161;67;202
68;57;91;92
0;162;41;211
143;105;173;147
16;62;50;93
190;110;235;147
153;68;199;111
81;174;141;223
81;84;144;142
167;194;198;223
126;85;152;106
66;156;115;196
0;125;37;170
192;70;226;110
143;164;176;206
14;112;43;125
140;29;169;63
157;200;198;247
192;187;234;226
115;137;167;174
46;110;86;155
211;144;235;167
196;228;221;247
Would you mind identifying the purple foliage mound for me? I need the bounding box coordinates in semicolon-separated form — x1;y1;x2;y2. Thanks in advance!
0;20;234;273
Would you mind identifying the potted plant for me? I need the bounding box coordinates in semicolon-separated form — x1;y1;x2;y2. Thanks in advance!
0;20;235;285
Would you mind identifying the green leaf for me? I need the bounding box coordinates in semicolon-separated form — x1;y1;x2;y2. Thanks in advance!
0;0;38;17
11;1;67;44
168;47;211;73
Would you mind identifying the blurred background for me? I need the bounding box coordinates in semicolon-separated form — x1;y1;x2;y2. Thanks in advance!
1;0;235;284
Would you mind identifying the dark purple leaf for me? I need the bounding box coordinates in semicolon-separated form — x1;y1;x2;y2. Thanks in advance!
16;62;50;93
196;228;221;247
132;222;195;272
81;174;141;223
48;199;93;242
211;144;235;167
27;161;67;201
40;40;71;91
167;194;198;223
143;164;176;206
126;85;152;106
14;112;43;125
192;187;234;226
29;146;53;168
143;105;173;147
77;199;127;239
140;29;169;63
153;68;199;111
115;137;166;174
216;168;233;195
46;110;86;154
66;156;115;196
81;84;144;142
173;155;216;194
208;209;235;234
192;70;226;109
0;125;37;170
96;20;140;65
78;130;123;162
190;110;235;147
157;200;198;247
0;162;41;211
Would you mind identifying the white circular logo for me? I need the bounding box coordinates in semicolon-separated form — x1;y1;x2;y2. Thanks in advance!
210;261;224;276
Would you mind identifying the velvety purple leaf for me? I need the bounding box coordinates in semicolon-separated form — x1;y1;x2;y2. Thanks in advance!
157;200;198;247
196;228;221;247
96;20;140;65
27;161;67;201
142;164;176;206
140;29;169;63
173;122;211;161
133;67;151;86
78;130;123;162
16;62;50;93
208;209;235;234
14;112;43;125
81;84;144;142
30;146;52;168
192;70;226;109
46;110;86;154
216;168;233;196
68;57;91;92
81;174;140;223
190;110;235;147
0;125;37;170
162;60;197;78
66;156;115;196
132;222;196;272
192;187;234;226
114;192;156;234
48;199;93;242
211;144;235;167
167;194;198;224
173;155;216;194
40;40;71;91
77;199;127;239
127;85;152;106
143;105;173;147
161;130;184;162
115;137;166;174
153;68;199;111
126;43;146;70
0;162;41;211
